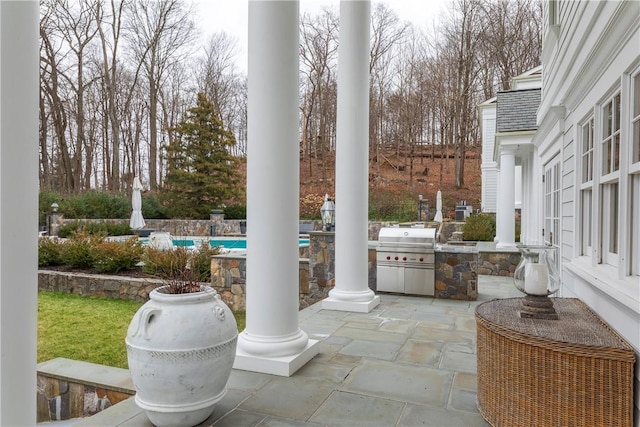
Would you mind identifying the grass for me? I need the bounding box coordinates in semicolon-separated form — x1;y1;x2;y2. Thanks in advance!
38;291;246;369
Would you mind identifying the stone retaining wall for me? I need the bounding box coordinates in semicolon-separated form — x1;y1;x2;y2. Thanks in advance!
38;270;163;302
210;256;315;311
37;358;134;423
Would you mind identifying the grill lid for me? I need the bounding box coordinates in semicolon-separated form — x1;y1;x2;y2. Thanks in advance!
378;227;436;247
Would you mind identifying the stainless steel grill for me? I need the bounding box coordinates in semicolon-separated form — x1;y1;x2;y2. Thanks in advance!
376;227;436;296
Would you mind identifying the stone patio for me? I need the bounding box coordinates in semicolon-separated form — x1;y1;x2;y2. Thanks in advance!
57;275;522;427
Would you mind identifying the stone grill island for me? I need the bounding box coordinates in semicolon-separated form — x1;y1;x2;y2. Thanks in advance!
209;223;521;308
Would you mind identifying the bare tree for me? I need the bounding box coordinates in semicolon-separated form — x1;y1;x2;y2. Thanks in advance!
194;32;246;156
300;7;339;180
478;0;542;93
95;0;137;191
55;0;101;190
126;0;196;190
40;1;75;192
369;4;408;172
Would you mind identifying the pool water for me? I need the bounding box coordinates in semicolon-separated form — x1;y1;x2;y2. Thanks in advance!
144;238;310;250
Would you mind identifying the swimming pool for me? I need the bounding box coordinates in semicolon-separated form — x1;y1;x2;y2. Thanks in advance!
142;237;310;251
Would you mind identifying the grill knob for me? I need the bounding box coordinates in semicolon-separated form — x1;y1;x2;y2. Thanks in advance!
386;256;390;260
419;257;423;262
394;256;398;261
402;256;407;261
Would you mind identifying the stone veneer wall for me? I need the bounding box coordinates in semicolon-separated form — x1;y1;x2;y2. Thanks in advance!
38;270;163;301
210;255;314;311
37;359;134;423
308;231;335;290
56;217;245;236
477;251;520;277
434;251;478;300
37;374;132;422
53;216;323;237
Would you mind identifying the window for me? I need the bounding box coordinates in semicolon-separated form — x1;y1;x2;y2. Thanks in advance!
633;73;640;164
580;118;594;256
598;92;621;268
631;174;640;276
602;94;621;175
582;119;594;182
631;72;640;276
544;156;560;247
576;74;639;279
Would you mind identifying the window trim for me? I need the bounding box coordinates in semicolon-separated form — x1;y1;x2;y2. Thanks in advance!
578;116;595;258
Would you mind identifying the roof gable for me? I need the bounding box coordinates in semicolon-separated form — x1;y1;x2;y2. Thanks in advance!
496;88;541;132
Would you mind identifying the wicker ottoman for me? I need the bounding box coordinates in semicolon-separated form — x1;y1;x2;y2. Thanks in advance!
475;298;635;427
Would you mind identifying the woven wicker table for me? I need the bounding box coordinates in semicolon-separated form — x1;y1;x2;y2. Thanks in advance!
475;298;635;427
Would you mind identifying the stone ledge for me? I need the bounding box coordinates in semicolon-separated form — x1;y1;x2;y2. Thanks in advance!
38;358;134;394
37;358;135;423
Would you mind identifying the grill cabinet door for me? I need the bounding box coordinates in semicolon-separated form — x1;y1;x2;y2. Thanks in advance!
404;267;435;296
376;251;404;293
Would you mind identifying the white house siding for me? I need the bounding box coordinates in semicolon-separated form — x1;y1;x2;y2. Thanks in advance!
480;101;498;212
537;1;640;423
561;137;574;262
481;166;498;213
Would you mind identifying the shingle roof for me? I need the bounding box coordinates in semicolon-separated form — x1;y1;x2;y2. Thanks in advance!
496;88;541;132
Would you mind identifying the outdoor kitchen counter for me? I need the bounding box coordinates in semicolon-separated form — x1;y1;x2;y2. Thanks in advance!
433;244;479;300
435;243;478;253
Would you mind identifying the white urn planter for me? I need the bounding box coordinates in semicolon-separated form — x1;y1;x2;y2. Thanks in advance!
126;285;238;427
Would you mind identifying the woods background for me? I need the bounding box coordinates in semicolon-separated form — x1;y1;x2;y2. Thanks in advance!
39;0;541;215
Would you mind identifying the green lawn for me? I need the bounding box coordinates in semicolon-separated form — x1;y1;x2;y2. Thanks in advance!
38;291;246;369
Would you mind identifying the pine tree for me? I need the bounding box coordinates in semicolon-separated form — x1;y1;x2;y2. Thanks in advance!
164;92;241;218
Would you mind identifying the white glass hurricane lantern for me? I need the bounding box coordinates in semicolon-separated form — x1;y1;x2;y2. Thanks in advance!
513;245;560;296
513;245;561;319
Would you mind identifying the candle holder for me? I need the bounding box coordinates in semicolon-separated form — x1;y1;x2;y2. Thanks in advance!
513;245;560;320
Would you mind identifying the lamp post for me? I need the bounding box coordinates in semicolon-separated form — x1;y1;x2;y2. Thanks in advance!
48;202;59;236
418;194;423;221
320;194;335;232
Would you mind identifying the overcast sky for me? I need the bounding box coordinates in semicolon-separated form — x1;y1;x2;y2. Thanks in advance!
192;0;449;72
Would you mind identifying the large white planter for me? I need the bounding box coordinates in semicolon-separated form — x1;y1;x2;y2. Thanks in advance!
126;285;238;427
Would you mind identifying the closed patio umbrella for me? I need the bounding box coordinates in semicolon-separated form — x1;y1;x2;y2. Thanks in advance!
434;190;443;222
130;176;146;230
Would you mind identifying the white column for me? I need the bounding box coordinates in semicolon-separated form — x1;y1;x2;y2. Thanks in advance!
323;0;379;313
496;147;517;248
0;1;39;424
234;0;318;377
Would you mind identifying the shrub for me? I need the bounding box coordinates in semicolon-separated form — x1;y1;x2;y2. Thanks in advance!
300;193;325;220
190;241;221;281
462;213;496;241
368;190;417;222
57;222;81;238
66;191;130;219
141;242;219;281
222;204;246;220
61;232;105;269
141;193;170;219
58;221;131;238
141;246;191;278
38;237;65;267
90;237;144;273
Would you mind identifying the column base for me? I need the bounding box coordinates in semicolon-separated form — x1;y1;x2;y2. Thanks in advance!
496;241;517;249
322;295;380;313
233;339;319;377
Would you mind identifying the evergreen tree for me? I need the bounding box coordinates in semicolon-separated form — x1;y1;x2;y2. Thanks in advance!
164;92;241;218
